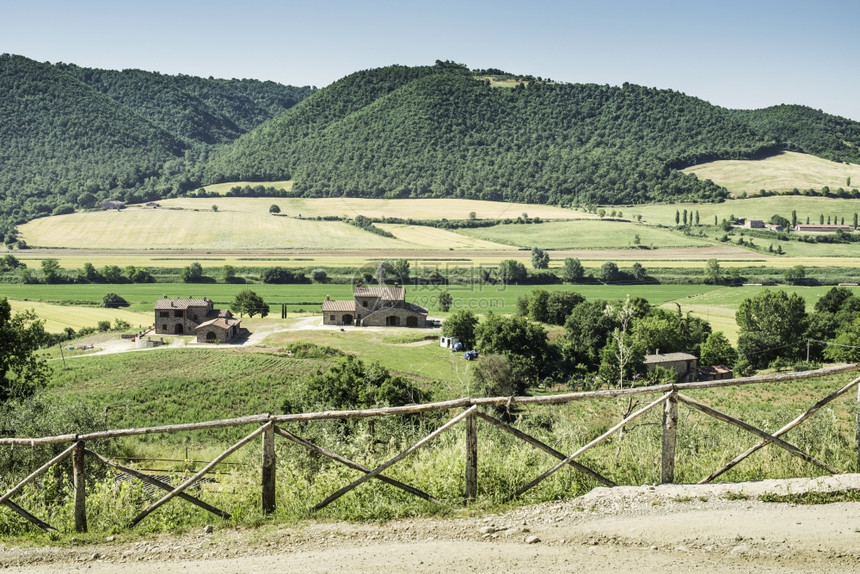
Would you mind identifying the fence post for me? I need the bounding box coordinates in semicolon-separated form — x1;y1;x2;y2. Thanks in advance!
661;393;678;484
465;409;477;503
262;422;276;515
856;385;860;472
72;441;87;533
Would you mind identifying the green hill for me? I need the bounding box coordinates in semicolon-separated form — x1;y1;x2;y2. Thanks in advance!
58;64;315;145
3;57;860;247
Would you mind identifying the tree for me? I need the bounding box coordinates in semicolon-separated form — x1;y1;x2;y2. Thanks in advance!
180;262;204;283
544;291;585;325
562;257;584;283
375;260;393;284
736;290;807;369
470;354;517;397
475;312;550;392
699;332;738;367
260;266;295;284
41;258;63;283
81;262;102;282
530;247;550;269
704;258;722;284
311;268;328;283
784;265;806;285
211;204;218;212
222;265;237;283
814;286;854;314
598;261;619;283
0;297;50;402
1;254;21;271
561;300;614;371
770;214;790;229
269;204;281;215
600;296;645;390
630;262;647;282
392;258;411;282
526;288;551;323
101;264;123;283
437;290;453;312
102;292;129;308
230;289;269;318
441;309;478;348
824;317;860;363
497;259;527;284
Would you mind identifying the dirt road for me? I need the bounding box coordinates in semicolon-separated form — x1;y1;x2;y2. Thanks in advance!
4;475;860;573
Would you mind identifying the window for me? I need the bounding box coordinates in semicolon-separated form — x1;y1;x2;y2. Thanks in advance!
361;300;368;307
159;311;169;318
174;310;184;318
330;315;335;322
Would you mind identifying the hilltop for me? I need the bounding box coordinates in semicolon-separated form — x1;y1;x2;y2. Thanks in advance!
3;56;860;246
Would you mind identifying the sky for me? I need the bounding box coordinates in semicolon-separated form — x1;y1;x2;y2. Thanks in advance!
3;0;859;120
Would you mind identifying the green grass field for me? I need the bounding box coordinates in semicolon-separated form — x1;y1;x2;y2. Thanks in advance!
684;151;860;196
457;219;713;249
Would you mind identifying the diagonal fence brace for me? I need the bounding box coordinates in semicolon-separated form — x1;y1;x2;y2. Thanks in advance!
312;405;478;512
273;426;438;504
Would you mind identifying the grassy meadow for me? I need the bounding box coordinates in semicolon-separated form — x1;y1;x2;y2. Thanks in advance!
684;151;860;196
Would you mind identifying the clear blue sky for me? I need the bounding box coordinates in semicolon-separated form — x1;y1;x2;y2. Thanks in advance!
3;0;859;120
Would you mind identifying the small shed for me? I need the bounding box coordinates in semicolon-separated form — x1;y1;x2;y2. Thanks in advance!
440;336;460;349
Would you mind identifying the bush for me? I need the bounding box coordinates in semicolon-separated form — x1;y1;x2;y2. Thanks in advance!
102;292;129;308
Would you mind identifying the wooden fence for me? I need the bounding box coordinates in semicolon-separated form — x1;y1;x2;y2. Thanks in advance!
2;363;860;534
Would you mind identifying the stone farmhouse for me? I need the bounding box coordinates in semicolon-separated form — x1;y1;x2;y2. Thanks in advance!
322;285;428;327
644;351;698;383
154;296;241;343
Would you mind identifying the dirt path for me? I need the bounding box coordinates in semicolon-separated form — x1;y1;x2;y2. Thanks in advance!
4;475;860;573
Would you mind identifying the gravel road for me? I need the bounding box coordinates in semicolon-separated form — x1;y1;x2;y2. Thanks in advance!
4;474;860;573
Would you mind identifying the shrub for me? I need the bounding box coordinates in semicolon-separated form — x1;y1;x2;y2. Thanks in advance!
102;292;129;308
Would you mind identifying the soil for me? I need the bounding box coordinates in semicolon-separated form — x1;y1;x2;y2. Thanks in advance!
4;474;860;573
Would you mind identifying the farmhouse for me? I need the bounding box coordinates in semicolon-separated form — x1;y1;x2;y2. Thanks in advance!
154;296;241;343
644;351;698;383
322;285;428;327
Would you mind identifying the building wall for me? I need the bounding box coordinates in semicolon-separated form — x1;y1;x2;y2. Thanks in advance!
360;306;426;327
154;303;213;335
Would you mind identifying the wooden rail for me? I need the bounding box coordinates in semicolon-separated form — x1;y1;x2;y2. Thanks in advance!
2;363;859;534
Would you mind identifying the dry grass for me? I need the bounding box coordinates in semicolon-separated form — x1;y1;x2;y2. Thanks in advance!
684;151;860;196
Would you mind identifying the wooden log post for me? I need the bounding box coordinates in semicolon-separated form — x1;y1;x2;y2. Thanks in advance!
261;422;276;515
661;393;678;484
856;384;860;472
465;409;478;504
72;441;87;533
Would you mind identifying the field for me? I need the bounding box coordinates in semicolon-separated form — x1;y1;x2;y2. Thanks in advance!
683;151;860;196
5;171;860;538
457;219;713;249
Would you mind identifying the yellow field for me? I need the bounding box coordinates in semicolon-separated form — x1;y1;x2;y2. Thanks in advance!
156;197;588;220
684;151;860;196
18;208;404;250
7;299;151;332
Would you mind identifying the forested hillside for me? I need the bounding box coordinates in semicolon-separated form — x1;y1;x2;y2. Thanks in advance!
2;56;860;246
206;62;775;205
0;54;313;244
58;64;315;145
731;105;860;165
